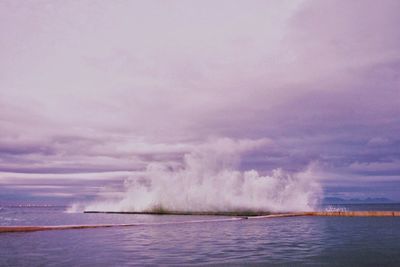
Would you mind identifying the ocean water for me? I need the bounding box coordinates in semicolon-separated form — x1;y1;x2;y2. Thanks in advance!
1;204;400;266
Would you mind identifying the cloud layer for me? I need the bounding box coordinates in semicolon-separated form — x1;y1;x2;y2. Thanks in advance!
1;0;399;202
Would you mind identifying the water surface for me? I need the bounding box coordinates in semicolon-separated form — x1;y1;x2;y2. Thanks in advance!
1;204;400;266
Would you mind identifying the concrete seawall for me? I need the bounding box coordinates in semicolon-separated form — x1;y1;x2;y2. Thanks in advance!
301;211;400;217
84;210;400;217
83;210;273;216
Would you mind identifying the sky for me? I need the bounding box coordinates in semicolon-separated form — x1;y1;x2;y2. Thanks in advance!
0;0;399;204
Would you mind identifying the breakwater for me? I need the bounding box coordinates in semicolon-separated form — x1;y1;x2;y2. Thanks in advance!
1;211;399;233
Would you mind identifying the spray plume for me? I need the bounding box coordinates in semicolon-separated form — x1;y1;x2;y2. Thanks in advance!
78;138;321;213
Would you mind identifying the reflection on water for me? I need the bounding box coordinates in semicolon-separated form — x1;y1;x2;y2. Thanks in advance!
117;216;327;265
1;204;400;266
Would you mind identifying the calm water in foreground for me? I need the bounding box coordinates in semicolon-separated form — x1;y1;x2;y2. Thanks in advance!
1;204;400;266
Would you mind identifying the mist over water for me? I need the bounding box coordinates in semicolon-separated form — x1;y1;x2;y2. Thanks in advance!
78;139;321;213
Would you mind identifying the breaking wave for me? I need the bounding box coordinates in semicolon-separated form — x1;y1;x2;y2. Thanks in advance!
73;138;321;213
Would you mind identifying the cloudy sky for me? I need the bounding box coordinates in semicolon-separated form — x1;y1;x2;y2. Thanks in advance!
1;0;399;204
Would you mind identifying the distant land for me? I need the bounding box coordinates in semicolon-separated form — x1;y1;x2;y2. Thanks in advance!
323;197;395;204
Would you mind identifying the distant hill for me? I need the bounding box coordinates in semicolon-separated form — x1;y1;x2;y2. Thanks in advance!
323;197;394;204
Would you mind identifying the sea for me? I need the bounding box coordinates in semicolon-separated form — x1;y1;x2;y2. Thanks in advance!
1;203;400;266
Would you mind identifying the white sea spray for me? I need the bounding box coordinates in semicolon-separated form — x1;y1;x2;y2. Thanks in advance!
74;138;322;213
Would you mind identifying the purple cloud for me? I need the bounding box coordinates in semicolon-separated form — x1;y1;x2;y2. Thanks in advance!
0;0;399;203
